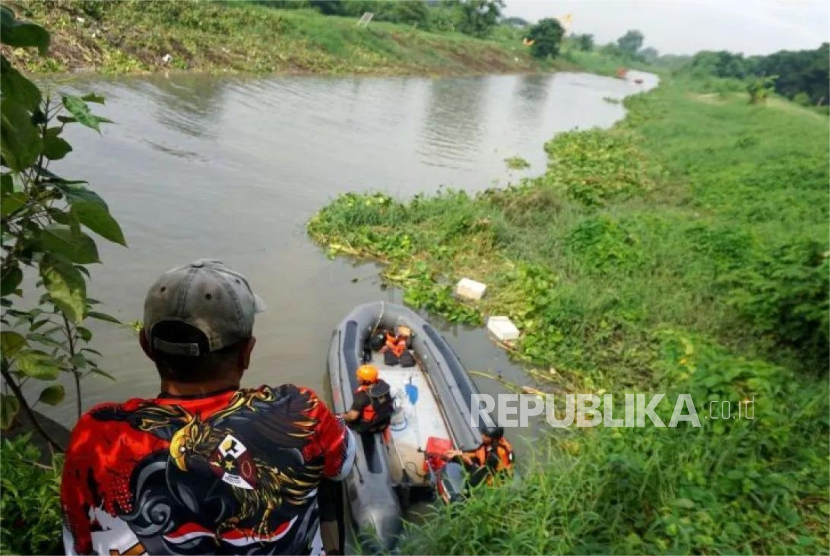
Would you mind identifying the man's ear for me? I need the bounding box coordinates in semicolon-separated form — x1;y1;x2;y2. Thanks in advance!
139;329;155;361
239;337;256;371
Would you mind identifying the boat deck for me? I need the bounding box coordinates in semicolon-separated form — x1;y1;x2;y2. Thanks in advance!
370;351;453;486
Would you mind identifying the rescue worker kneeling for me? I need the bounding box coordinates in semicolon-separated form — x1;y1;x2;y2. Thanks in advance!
444;425;514;488
381;325;415;367
342;365;394;435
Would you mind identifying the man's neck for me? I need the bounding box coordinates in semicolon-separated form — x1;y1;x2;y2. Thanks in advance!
160;378;241;398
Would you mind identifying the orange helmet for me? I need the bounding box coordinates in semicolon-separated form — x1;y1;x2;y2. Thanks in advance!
356;364;379;384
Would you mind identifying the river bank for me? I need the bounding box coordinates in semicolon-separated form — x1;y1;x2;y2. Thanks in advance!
309;79;829;552
2;1;586;77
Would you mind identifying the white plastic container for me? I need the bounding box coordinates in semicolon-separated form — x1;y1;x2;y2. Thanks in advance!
455;278;487;300
487;316;520;342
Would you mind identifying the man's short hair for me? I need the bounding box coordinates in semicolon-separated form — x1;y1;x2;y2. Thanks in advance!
150;321;248;383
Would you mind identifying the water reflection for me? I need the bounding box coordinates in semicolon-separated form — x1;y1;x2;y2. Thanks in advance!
419;76;488;168
142;74;228;139
509;74;551;135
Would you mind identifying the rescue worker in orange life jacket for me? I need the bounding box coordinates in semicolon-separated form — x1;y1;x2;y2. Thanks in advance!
444;426;514;487
341;365;394;434
380;325;415;367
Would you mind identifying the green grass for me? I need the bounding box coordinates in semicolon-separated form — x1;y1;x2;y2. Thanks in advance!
309;79;829;553
504;156;530;170
3;0;563;76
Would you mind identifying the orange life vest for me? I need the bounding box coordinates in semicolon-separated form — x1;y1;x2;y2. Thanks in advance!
471;438;514;473
356;381;393;431
357;384;377;423
385;332;407;358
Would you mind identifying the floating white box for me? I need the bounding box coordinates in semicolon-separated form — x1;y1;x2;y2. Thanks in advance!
455;278;487;300
487;316;520;342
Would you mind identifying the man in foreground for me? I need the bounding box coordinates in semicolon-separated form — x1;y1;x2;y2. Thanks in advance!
61;260;354;555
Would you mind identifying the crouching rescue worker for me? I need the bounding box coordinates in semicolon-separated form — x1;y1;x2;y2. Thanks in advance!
380;325;415;367
342;365;394;434
444;425;514;487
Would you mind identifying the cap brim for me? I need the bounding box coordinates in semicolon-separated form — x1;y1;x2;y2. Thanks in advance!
254;293;267;314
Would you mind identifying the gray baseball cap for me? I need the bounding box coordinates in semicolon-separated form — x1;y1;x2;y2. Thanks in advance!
143;259;266;356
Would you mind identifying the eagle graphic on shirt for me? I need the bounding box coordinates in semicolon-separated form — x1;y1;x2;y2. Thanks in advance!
61;385;351;555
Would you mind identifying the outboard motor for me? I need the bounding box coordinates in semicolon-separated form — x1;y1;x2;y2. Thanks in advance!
436;462;466;504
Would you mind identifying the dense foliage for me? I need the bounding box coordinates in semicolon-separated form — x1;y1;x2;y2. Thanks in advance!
309;80;829;552
456;0;504;38
683;44;830;104
1;6;122;447
0;435;64;555
616;29;644;56
526;18;564;59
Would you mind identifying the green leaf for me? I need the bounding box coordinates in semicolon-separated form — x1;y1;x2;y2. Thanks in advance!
0;394;20;429
1;55;41;111
86;311;120;324
15;349;60;380
1;331;27;357
41;224;99;264
89;367;115;381
76;326;92;342
71;202;125;246
0;265;23;296
40;258;86;323
673;498;695;509
1;190;28;217
61;95;109;133
38;385;65;406
69;353;87;369
0;97;42;171
0;6;50;54
42;127;72;160
80;92;105;104
54;182;126;246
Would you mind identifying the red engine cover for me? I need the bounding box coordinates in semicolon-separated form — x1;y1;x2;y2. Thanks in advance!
423;436;453;472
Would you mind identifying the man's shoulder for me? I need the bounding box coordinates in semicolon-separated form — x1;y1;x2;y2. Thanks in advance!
75;397;155;428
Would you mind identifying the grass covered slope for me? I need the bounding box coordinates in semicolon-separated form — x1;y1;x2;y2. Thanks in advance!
308;82;829;552
2;1;551;75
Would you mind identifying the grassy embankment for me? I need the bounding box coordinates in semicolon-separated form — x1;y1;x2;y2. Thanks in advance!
2;0;575;76
308;82;829;552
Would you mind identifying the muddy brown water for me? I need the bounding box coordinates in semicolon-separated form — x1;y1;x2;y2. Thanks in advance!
31;70;657;432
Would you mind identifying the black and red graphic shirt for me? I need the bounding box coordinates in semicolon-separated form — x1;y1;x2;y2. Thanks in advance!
61;384;355;555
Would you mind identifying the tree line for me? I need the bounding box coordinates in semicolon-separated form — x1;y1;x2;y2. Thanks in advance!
681;44;829;105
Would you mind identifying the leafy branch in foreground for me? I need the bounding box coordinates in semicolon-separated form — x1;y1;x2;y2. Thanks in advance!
1;6;125;450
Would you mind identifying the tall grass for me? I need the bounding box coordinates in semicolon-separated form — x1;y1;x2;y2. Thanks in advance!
309;79;830;553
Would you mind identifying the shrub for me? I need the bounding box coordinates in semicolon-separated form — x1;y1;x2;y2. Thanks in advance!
527;17;564;59
0;435;64;555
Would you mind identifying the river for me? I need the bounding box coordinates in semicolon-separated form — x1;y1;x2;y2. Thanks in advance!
41;70;657;425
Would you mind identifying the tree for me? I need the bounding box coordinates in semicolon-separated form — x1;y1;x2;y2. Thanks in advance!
616;30;644;57
457;0;503;37
573;33;594;51
747;74;777;104
527;18;565;59
502;16;529;28
310;0;344;16
1;6;125;449
639;46;659;63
